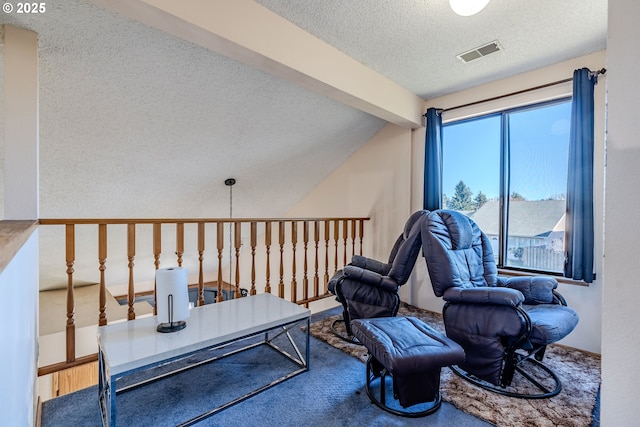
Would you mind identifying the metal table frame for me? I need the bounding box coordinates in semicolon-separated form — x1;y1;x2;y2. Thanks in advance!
98;293;310;426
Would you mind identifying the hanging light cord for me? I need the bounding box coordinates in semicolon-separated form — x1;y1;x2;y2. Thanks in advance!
224;178;236;294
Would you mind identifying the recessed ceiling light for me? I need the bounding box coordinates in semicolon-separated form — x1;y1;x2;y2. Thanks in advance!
449;0;490;17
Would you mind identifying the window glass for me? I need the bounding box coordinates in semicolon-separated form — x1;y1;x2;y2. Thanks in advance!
442;99;571;273
506;102;570;272
442;115;501;262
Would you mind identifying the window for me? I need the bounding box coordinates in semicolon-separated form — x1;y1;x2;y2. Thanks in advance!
442;99;571;274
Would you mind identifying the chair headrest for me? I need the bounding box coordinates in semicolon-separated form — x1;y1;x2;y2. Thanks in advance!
403;210;429;238
433;210;475;250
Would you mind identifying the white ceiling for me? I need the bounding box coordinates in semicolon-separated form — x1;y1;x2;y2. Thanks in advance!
0;0;607;219
255;0;607;99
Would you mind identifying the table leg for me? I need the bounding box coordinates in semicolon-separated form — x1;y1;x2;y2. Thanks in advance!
98;349;115;427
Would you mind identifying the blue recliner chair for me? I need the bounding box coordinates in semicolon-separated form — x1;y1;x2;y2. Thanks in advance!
421;209;579;398
328;210;428;341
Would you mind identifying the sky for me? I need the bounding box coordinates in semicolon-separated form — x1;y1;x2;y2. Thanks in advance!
442;100;571;202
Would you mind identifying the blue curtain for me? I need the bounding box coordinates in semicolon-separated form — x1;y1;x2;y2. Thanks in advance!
424;108;443;211
564;68;595;283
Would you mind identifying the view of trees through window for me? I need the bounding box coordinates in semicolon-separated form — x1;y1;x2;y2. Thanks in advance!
442;99;571;273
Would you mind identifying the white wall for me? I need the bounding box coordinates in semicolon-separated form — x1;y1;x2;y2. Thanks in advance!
3;25;39;220
0;27;4;221
601;0;640;424
0;230;39;426
409;51;607;354
287;123;413;267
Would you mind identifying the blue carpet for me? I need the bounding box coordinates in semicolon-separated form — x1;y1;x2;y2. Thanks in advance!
41;310;492;427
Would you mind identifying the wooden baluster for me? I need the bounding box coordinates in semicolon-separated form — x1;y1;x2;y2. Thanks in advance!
359;219;364;255
313;221;320;298
176;223;184;267
351;219;356;259
343;220;348;267
333;219;339;274
152;223;161;314
264;221;272;294
291;221;298;303
278;221;285;299
324;220;330;289
65;224;76;363
250;221;257;296
302;221;309;306
197;222;205;307
234;222;241;299
217;222;224;303
128;224;136;319
98;224;107;326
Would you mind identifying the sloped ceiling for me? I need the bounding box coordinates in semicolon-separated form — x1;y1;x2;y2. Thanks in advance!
0;0;607;219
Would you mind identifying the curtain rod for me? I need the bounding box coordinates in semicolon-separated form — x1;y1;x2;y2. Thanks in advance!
428;68;606;115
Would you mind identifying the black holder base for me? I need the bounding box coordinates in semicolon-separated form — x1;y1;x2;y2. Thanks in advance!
156;321;187;333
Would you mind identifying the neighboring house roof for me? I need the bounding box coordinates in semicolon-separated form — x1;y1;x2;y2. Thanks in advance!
470;200;566;238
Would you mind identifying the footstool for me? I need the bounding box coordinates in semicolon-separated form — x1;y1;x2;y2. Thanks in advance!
351;316;465;417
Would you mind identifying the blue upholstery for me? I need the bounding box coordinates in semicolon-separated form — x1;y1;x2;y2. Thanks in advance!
421;210;579;388
351;316;464;410
327;210;428;335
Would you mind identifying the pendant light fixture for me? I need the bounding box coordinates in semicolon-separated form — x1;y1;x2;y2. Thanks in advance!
449;0;490;16
225;178;236;300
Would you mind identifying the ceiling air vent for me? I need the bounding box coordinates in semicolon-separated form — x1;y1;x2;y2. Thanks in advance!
457;41;502;63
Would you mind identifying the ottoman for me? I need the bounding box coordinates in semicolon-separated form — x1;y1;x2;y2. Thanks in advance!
351;316;465;417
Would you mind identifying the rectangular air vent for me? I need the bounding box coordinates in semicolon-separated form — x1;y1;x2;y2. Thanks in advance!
457;41;502;63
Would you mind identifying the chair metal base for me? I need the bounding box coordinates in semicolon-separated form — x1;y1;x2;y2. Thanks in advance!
450;357;562;399
329;318;362;345
365;356;441;417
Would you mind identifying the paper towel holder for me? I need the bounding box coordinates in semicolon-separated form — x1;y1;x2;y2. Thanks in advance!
156;267;189;333
156;293;187;332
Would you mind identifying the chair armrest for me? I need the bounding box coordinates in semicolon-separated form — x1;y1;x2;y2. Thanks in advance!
343;265;398;293
442;286;524;307
350;255;391;275
497;276;557;304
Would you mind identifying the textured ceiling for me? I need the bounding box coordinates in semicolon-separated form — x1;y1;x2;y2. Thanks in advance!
255;0;607;99
0;0;607;219
1;1;385;218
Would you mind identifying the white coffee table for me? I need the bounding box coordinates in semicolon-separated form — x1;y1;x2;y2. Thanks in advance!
97;293;310;426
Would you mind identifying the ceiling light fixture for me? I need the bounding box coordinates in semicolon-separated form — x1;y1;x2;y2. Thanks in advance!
449;0;490;16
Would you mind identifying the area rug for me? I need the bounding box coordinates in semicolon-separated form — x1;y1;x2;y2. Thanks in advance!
309;303;601;427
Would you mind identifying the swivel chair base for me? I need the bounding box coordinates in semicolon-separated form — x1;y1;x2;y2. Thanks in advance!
450;357;562;399
329;317;361;344
365;357;441;418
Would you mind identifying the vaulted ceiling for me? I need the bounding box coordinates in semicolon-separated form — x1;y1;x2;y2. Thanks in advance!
0;0;607;219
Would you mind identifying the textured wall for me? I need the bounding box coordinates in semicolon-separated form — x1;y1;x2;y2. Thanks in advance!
601;0;640;424
1;27;5;220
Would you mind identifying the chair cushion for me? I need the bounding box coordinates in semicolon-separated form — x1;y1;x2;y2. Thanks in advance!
351;316;464;408
422;210;498;296
524;304;580;345
351;316;464;377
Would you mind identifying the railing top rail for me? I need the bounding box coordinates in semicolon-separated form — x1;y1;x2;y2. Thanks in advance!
38;217;370;225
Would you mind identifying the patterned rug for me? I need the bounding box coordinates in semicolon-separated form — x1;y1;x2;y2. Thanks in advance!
310;303;601;427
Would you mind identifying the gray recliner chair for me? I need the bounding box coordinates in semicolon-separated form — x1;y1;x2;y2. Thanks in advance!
421;209;579;398
328;210;428;341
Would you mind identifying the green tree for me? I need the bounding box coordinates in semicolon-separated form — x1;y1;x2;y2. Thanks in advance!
449;180;474;211
510;191;525;201
474;191;488;209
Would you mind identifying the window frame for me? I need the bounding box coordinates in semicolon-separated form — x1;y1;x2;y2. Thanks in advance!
442;97;572;275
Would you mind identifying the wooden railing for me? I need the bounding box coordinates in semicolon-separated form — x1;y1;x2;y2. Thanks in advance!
37;217;369;376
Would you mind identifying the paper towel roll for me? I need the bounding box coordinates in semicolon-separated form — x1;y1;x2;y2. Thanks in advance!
156;266;190;324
